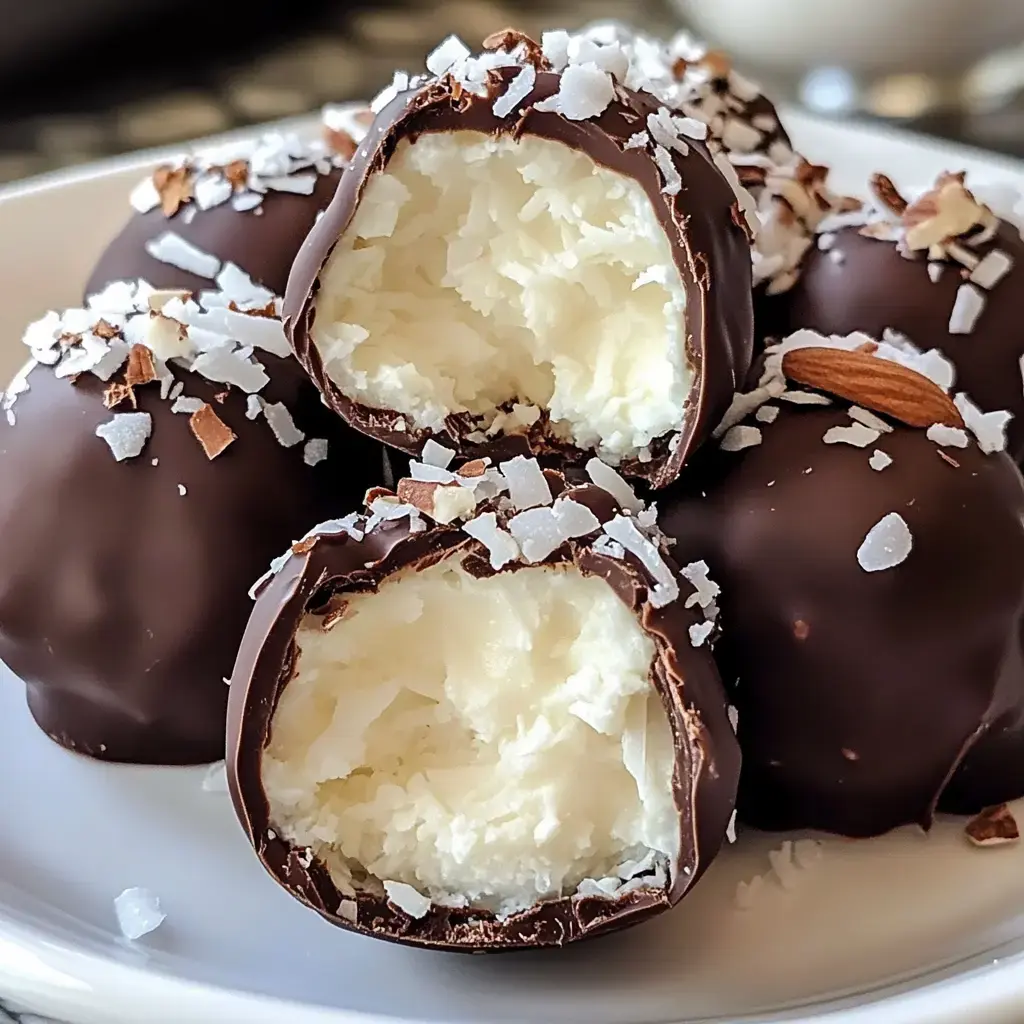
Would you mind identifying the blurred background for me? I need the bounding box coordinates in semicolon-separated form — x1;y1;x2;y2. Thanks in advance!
0;0;1022;184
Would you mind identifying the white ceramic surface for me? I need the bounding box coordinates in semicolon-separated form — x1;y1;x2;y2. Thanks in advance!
3;110;1024;1024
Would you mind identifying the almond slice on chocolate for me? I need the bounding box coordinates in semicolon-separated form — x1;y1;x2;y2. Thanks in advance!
189;402;237;459
781;347;963;429
965;803;1020;847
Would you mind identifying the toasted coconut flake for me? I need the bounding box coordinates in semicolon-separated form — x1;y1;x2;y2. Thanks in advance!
966;804;1019;847
189;403;237;459
857;512;912;572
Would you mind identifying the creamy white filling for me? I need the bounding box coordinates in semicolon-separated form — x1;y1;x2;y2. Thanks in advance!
313;131;690;464
263;558;679;916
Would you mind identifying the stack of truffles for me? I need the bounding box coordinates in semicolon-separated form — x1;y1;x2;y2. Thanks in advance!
3;24;1024;952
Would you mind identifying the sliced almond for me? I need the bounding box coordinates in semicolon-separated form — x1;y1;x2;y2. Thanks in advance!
457;459;489;478
364;486;396;509
219;159;250;192
152;164;194;217
324;128;358;161
103;382;136;410
396;478;476;524
869;173;907;215
124;344;157;388
92;318;121;341
189;403;236;460
966;804;1019;847
781;347;963;429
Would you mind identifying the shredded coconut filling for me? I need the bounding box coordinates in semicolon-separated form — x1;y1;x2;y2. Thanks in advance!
263;557;678;915
313;131;690;464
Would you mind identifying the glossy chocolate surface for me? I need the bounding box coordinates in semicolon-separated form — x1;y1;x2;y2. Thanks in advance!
0;355;386;765
226;481;740;949
661;403;1024;836
285;65;754;489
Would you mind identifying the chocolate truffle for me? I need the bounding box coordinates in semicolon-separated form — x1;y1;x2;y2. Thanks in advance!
0;275;386;765
227;455;739;950
758;172;1024;462
660;333;1024;837
85;109;371;300
285;32;755;489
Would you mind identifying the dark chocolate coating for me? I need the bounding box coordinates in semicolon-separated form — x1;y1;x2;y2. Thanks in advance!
0;356;386;765
227;483;740;950
85;169;342;300
285;67;754;489
661;404;1024;837
758;222;1024;462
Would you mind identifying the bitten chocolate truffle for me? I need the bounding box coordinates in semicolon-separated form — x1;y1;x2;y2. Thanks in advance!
227;454;739;950
758;172;1024;462
0;274;386;765
285;32;755;488
660;332;1024;837
85;109;371;300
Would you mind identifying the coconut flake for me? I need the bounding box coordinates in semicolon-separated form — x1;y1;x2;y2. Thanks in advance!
304;438;329;466
129;176;161;214
170;396;205;415
426;35;471;77
190;348;269;394
114;887;165;941
534;62;615;121
462;512;521;569
593;535;625;560
246;394;263;420
955;393;1011;454
726;810;738;844
926;424;970;448
493;65;536;119
848;406;893;433
95;412;152;461
689;621;714;647
263;402;305;448
653;144;681;196
681;561;720;610
144;233;220;279
201;762;229;793
585;457;643;513
625;131;650;150
541;30;571;71
823;423;880;448
421;438;456;469
720;425;762;451
970;250;1013;290
500;456;552;510
383;880;431;919
857;512;913;572
869;449;893;471
949;284;986;334
779;390;832;406
603;515;678;607
755;404;779;424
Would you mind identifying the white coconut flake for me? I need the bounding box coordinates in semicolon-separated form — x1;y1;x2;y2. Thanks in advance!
755;404;779;424
949;283;986;334
462;512;521;570
869;449;893;471
927;262;944;283
426;35;471;77
114;887;165;941
194;174;233;210
625;131;650;150
170;396;205;415
593;535;625;560
726;810;737;844
720;425;761;452
857;512;913;572
177;484;187;496
653;144;681;196
689;621;714;647
955;393;1011;454
779;390;832;406
144;232;220;279
304;438;329;466
552;497;601;538
926;424;970;448
190;348;269;394
970;250;1013;290
817;232;837;251
535;62;615;121
681;561;721;610
541;30;571;71
201;762;229;793
585;457;643;513
95;412;152;461
500;456;552;510
848;406;893;433
246;394;263;420
383;880;431;919
263;402;305;448
421;438;456;469
493;65;536;119
603;515;678;607
129;176;161;214
823;423;881;448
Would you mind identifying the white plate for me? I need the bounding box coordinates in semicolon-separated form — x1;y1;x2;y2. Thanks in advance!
3;110;1024;1024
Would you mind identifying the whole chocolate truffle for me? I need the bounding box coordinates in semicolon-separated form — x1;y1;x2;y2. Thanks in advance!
285;33;754;489
661;343;1024;837
85;112;371;300
228;457;739;950
759;172;1024;461
0;277;386;765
